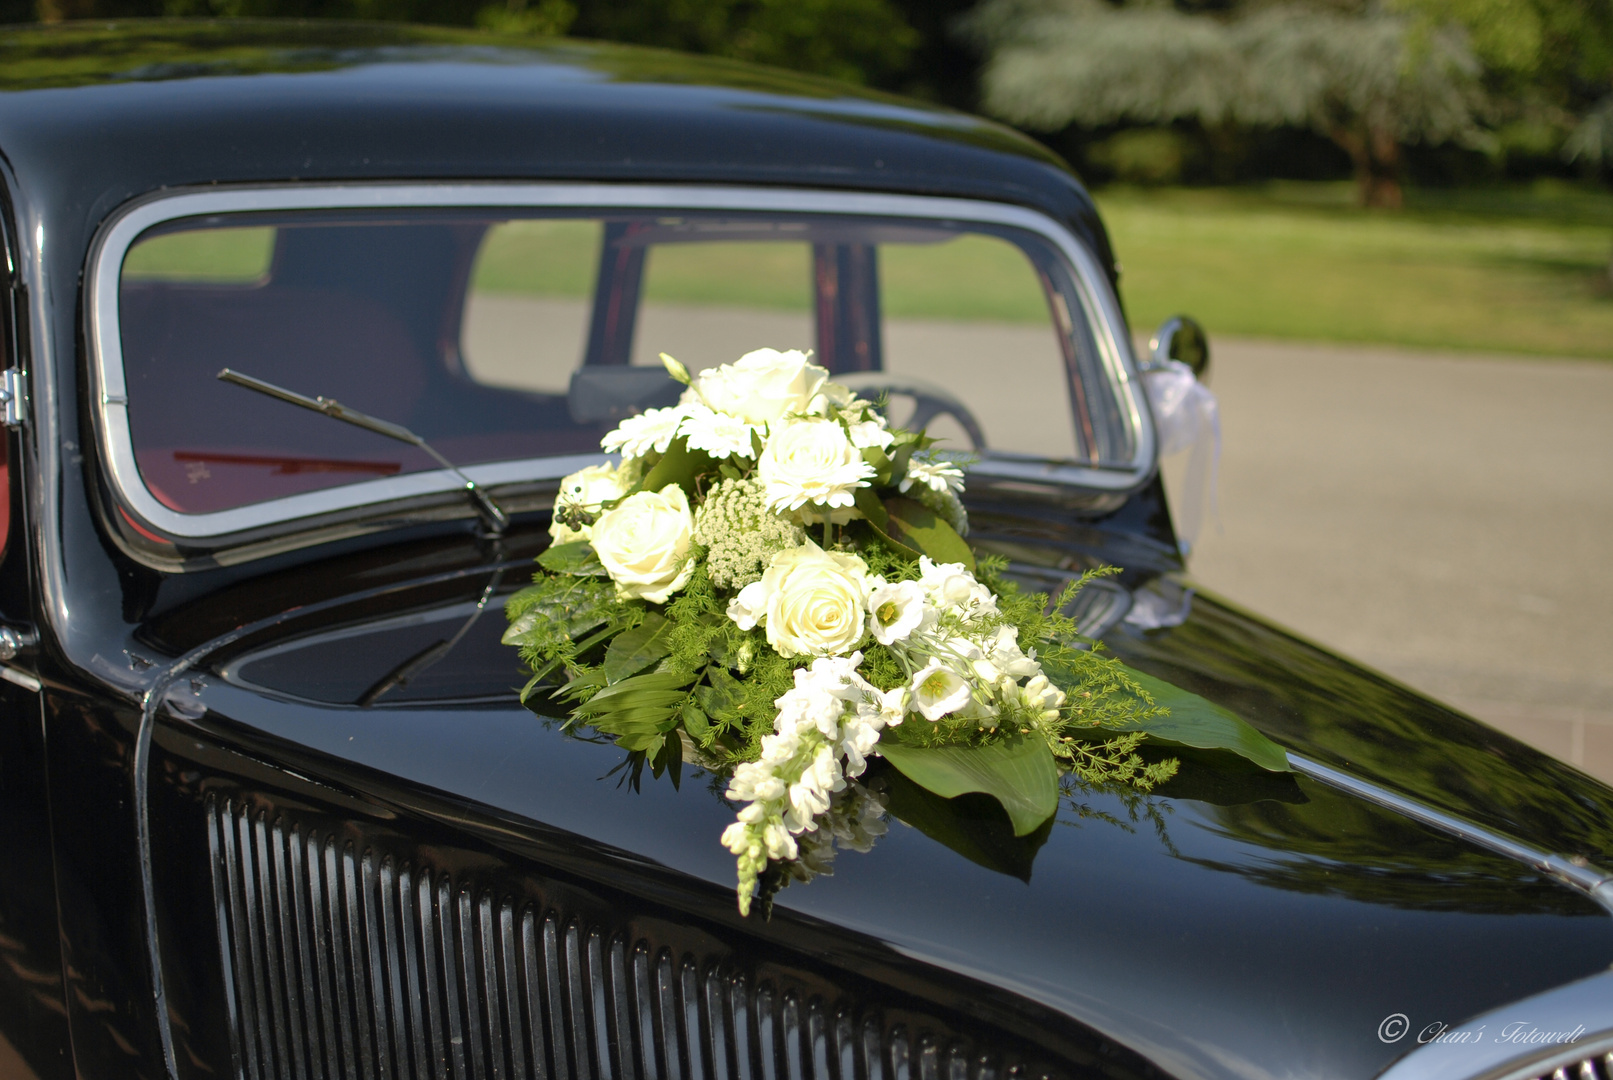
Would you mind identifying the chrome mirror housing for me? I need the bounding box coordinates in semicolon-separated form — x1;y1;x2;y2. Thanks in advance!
1146;315;1210;382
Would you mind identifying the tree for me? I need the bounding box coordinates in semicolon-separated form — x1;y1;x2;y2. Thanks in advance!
19;0;921;89
965;0;1489;206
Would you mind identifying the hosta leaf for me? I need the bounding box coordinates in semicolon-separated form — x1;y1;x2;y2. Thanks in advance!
538;541;606;576
883;496;974;570
877;733;1058;837
1114;667;1291;773
602;613;673;683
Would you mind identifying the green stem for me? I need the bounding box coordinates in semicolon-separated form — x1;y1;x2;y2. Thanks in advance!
822;506;833;549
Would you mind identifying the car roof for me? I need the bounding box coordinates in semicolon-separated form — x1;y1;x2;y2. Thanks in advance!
0;20;1118;286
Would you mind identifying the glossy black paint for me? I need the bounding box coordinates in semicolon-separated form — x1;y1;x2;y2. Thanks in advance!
122;519;1613;1080
0;21;1607;1080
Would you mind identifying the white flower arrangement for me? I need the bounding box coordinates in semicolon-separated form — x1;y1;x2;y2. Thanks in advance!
507;347;1289;914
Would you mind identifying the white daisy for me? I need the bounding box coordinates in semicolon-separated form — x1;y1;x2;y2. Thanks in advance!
601;406;687;459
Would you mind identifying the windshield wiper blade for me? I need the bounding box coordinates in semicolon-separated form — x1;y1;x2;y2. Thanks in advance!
217;367;509;535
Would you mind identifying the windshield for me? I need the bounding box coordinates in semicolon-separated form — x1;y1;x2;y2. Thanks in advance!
113;203;1139;523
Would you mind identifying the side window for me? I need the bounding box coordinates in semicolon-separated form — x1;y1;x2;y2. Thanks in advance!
634;240;814;370
880;234;1078;460
459;219;601;394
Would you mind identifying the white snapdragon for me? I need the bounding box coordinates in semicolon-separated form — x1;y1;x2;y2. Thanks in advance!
917;556;998;617
721;652;904;915
846;416;895;452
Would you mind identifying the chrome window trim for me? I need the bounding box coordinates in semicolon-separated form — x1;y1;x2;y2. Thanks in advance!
89;182;1155;541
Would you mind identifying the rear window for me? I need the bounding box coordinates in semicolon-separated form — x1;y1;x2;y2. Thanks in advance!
113;205;1137;520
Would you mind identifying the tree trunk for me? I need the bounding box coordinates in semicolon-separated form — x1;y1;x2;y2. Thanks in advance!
1329;123;1404;208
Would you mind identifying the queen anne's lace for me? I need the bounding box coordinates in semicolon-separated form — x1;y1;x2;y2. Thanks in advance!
692;477;806;590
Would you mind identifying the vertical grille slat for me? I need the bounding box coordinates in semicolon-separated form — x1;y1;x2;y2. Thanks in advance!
237;812;277;1080
397;866;432;1080
254;813;294;1080
206;797;1056;1080
439;877;471;1080
287;826;326;1080
271;819;312;1080
342;844;380;1080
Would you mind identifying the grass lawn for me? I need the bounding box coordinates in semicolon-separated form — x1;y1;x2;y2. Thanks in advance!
122;181;1613;360
1095;181;1613;360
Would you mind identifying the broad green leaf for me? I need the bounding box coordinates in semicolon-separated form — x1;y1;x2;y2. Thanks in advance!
853;486;890;530
877;733;1058;836
602;613;673;683
538;541;606;576
883;496;974;570
855;488;924;562
1115;667;1291;773
694;666;745;722
877;764;1052;881
861;445;894;486
638;436;717;497
681;701;710;737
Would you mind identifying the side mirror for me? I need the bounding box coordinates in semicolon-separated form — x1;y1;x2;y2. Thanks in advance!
1145;315;1210;382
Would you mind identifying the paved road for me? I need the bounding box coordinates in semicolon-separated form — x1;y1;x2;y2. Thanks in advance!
1167;338;1613;784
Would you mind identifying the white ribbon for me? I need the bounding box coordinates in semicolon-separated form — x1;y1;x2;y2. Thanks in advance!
1143;360;1220;556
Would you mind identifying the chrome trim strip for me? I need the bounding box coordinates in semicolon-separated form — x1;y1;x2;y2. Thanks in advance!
1376;973;1613;1080
1287;753;1613;912
88;183;1154;542
0;665;41;692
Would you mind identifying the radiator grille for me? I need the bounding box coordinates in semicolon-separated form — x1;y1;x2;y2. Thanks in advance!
207;796;1047;1080
1534;1050;1613;1080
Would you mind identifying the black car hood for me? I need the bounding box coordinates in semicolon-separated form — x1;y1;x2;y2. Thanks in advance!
149;529;1613;1080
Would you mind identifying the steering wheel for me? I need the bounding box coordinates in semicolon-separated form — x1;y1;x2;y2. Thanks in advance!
833;373;987;450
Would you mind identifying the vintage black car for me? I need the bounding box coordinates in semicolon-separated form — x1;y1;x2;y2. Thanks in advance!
0;21;1610;1080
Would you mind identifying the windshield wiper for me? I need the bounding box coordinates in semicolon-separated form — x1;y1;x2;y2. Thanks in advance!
217;368;509;535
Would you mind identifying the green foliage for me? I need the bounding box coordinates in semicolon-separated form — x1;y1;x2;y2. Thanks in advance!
601;611;674;682
537;539;605;575
566;0;918;86
967;0;1490;205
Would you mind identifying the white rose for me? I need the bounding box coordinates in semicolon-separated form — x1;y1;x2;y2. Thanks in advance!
590;484;696;603
758;417;876;513
550;462;632;545
693;348;829;425
726;540;870;658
